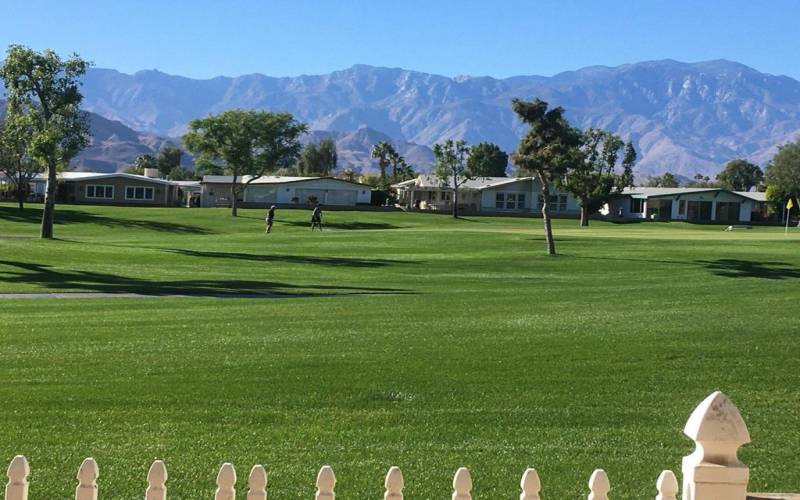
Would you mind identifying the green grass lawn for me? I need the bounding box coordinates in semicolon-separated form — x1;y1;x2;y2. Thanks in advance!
1;202;798;499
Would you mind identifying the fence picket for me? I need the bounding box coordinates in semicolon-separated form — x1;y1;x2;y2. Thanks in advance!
452;467;472;500
145;460;167;500
75;458;98;500
215;463;236;500
588;469;609;500
656;470;678;500
5;455;29;500
384;466;403;500
315;466;335;500
520;468;541;500
247;465;267;500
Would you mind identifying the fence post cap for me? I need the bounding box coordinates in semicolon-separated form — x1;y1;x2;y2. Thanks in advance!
588;469;609;493
656;470;678;495
147;460;167;484
7;455;29;480
384;466;404;491
77;458;98;483
453;467;472;492
684;391;750;445
217;463;236;487
248;465;267;490
316;465;336;490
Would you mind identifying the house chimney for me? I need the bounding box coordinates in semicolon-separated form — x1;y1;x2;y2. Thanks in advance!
143;168;160;178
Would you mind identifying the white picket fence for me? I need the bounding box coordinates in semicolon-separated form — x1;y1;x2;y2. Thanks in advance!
2;391;793;499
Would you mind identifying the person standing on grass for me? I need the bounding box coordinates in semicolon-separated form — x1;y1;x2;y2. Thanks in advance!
311;204;323;231
265;205;276;233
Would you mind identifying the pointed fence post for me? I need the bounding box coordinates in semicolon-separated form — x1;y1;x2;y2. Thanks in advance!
384;466;404;500
247;465;267;500
5;455;29;500
588;469;610;500
315;466;335;500
75;458;98;500
682;391;750;500
215;463;236;500
520;468;541;500
656;470;678;500
452;467;472;500
146;460;167;500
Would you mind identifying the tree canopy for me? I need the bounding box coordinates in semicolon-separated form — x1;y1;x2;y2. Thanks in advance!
370;141;397;186
297;138;337;176
0;112;44;209
467;142;508;177
645;172;680;188
155;146;183;177
511;98;581;255
0;45;90;238
432;139;472;218
183;110;307;216
716;159;763;191
764;139;800;203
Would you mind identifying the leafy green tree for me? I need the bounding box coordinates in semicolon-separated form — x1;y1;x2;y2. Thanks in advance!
395;158;417;181
167;166;192;181
125;164;144;175
156;146;183;177
716;159;764;191
467;142;508;177
370;141;397;185
0;45;91;238
620;141;636;188
645;172;680;188
764;139;800;204
684;174;717;188
0;113;43;210
511;98;582;255
561;129;632;227
388;150;405;181
183;110;307;216
134;154;157;172
297;138;337;176
432;139;472;218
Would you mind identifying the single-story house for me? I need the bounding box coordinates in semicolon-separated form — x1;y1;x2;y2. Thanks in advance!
28;172;198;206
392;175;580;215
200;175;372;208
602;187;771;223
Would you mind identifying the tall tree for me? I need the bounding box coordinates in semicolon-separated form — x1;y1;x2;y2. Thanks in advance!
134;154;157;172
297;139;337;176
716;159;764;191
511;98;582;255
432;139;472;218
155;146;183;177
183;110;307;216
645;172;680;188
370;141;396;185
388;150;405;181
562;129;632;227
396;158;417;181
0;45;90;238
764;139;800;204
0;113;43;210
467;142;508;177
620;141;636;188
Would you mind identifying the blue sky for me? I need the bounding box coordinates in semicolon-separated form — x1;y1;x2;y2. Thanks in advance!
2;0;799;80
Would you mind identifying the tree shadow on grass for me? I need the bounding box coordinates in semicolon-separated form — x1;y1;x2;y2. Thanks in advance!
0;206;211;234
0;260;414;298
165;249;419;267
697;259;800;280
280;220;400;230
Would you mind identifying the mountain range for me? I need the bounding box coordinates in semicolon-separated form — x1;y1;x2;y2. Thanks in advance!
4;59;800;177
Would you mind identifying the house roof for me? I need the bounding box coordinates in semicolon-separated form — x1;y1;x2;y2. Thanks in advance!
621;186;763;201
202;175;370;188
393;174;532;191
735;191;767;202
33;172;176;185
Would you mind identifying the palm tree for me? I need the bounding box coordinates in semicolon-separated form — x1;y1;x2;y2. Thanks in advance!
370;141;396;182
388;150;406;181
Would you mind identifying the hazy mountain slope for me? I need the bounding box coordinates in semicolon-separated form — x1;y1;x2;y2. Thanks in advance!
77;60;800;176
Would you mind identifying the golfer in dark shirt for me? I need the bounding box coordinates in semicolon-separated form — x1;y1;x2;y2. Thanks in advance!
311;205;323;231
265;205;276;233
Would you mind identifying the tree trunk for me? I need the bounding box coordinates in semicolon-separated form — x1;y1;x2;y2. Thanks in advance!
539;176;556;255
40;160;57;239
580;204;589;227
16;182;25;211
230;176;238;217
452;185;459;218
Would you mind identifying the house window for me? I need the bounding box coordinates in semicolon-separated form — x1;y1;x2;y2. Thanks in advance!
537;194;567;211
630;198;644;213
678;199;686;215
506;193;517;209
86;185;114;199
495;192;505;209
517;194;526;209
125;186;154;201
